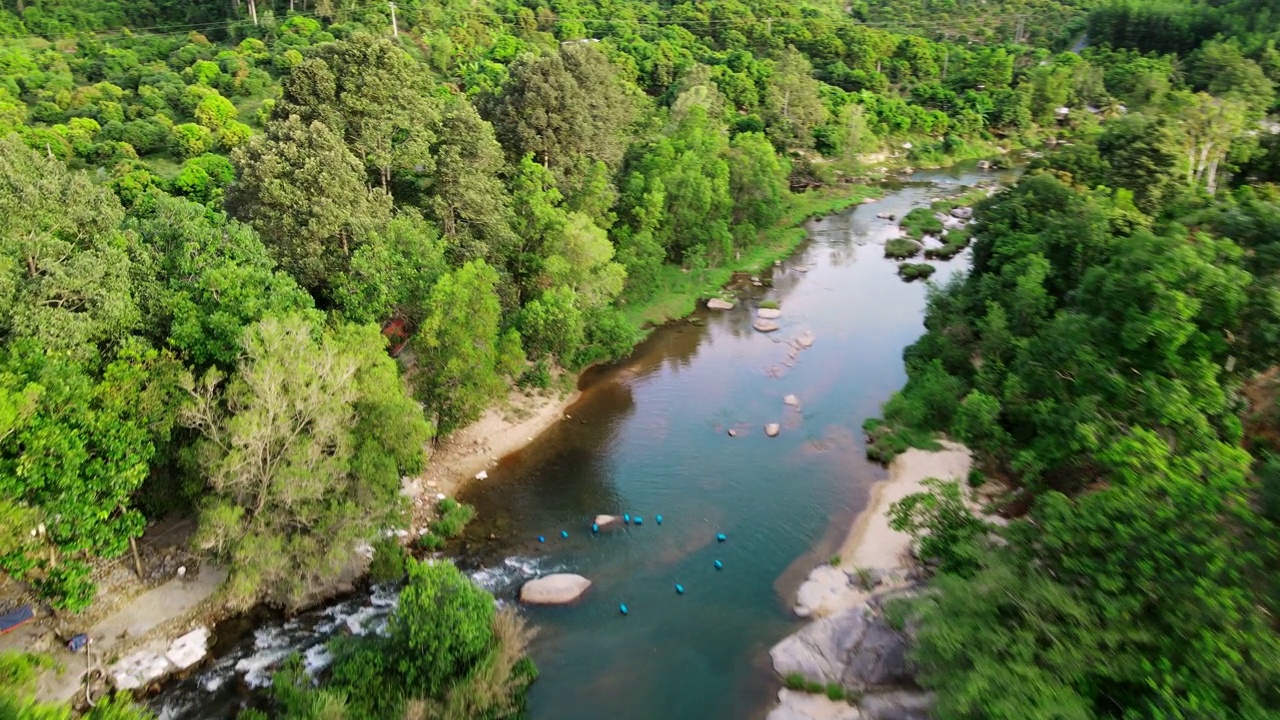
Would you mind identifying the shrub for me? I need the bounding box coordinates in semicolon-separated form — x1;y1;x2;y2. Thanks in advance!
418;533;446;552
368;537;408;584
888;478;990;576
828;554;841;566
35;561;96;612
968;468;985;488
884;238;922;259
900;207;944;239
898;262;936;280
825;683;845;700
784;672;808;690
759;299;780;309
430;498;476;539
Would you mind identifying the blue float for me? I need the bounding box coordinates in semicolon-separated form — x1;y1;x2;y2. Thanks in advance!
592;523;600;533
714;560;724;570
538;536;545;543
655;515;663;525
623;514;631;524
716;533;727;542
675;583;685;595
560;530;569;539
634;516;643;526
620;603;629;616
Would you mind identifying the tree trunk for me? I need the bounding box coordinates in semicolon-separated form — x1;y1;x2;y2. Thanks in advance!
129;536;144;580
1207;156;1220;196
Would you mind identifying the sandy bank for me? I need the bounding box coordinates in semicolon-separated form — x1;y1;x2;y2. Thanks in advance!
792;441;971;619
838;440;972;573
412;387;581;505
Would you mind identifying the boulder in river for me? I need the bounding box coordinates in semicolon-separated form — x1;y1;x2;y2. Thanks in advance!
876;212;895;220
765;423;781;437
784;394;800;408
757;308;783;320
950;206;973;220
520;574;592;605
796;332;816;349
754;319;781;333
594;514;622;529
707;298;735;311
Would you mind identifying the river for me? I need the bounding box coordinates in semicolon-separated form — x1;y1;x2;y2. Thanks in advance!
151;160;1016;720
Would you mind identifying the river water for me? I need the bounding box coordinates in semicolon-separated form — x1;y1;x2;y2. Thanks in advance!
152;160;1014;720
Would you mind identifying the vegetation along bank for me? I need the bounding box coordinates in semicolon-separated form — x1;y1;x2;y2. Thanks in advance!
3;0;1280;716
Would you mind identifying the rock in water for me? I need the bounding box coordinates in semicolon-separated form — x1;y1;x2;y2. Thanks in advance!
766;689;861;720
165;627;211;670
594;514;621;528
754;319;781;333
707;298;735;310
950;206;973;219
765;423;781;437
757;308;783;320
784;394;800;408
520;574;592;605
796;332;815;349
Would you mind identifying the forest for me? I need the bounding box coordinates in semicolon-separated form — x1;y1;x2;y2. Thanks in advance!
0;0;1278;716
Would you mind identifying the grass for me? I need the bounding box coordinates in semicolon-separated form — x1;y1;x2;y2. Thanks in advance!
430;498;476;539
759;299;780;310
854;567;875;589
924;227;972;260
884;238;922;260
900;207;944;240
828;554;841;566
898;262;936;281
783;672;848;702
862;417;942;463
368;537;409;583
620;185;881;331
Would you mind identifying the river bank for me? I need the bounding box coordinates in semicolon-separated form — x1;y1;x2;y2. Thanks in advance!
768;442;972;720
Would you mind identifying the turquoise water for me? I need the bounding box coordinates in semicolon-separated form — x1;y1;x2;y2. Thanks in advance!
149;161;1012;720
457;163;1010;720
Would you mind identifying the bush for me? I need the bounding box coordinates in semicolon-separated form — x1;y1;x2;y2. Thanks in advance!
924;227;972;260
759;299;780;309
825;683;845;700
888;479;990;576
885;238;922;259
784;672;808;690
430;498;476;539
968;468;985;488
418;533;446;552
898;262;936;280
900;207;944;239
35;561;96;612
368;537;408;584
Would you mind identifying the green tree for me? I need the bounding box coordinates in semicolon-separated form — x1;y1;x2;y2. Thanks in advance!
763;47;828;148
227;115;391;293
182;315;430;608
410;261;522;435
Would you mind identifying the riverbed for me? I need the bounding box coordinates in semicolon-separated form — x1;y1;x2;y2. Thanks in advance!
150;160;1014;720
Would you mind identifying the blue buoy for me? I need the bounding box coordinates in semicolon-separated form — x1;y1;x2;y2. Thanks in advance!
675;583;685;595
592;523;600;533
634;516;643;526
538;536;545;543
714;560;724;570
656;515;663;525
561;530;569;539
623;514;631;524
620;603;629;616
716;533;727;543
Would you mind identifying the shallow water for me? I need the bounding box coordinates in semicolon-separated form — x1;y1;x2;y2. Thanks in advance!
151;159;1015;720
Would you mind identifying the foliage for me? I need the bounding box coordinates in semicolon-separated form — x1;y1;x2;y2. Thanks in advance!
884;238;922;259
897;262;936;280
182;316;430;608
887;479;989;576
368;537;408;584
430;498;476;540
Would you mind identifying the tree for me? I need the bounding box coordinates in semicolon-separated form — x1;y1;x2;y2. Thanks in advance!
125;193;318;369
227;115;391;293
1170;91;1249;195
331;209;447;327
389;559;495;697
488;44;636;191
727;131;789;233
275;34;439;193
410;261;522;435
419;98;514;264
182;315;431;608
540;212;626;310
0;134;138;363
764;47;827;148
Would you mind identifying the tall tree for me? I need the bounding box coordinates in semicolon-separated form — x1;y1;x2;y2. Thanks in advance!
763;47;828;148
275;34;439;193
227;115;391;293
409;261;523;435
182;315;431;608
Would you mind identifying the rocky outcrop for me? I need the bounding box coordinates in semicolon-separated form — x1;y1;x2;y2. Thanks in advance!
708;298;735;310
520;573;592;604
771;607;870;684
766;690;861;720
794;565;865;618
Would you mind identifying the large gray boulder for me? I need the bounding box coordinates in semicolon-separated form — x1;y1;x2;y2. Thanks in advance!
767;689;862;720
771;607;869;684
520;574;592;605
841;617;914;691
758;308;783;320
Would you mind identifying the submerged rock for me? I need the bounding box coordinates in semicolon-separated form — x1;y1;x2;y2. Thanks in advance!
765;423;782;437
520;574;592;605
754;319;781;333
707;298;735;310
784;394;800;408
757;308;783;320
594;514;622;529
796;332;816;349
